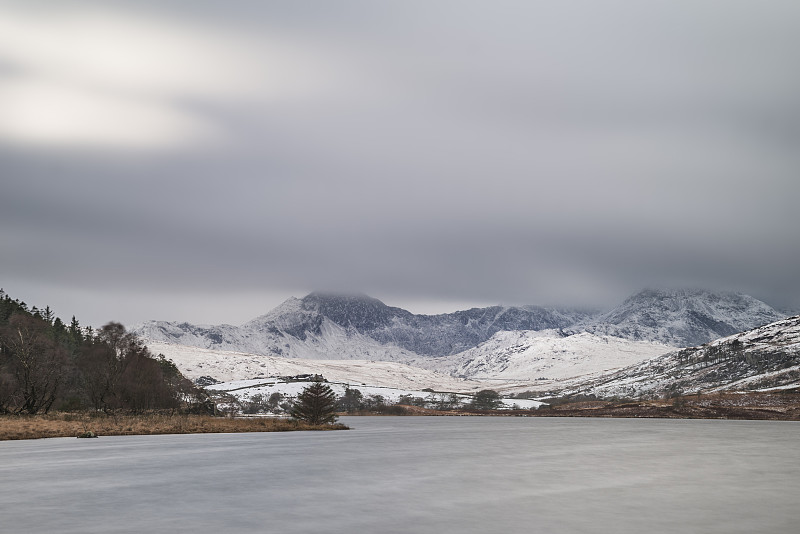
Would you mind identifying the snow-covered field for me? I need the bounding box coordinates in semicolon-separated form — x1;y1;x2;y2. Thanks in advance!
147;341;484;392
147;328;675;401
148;329;672;397
206;378;544;410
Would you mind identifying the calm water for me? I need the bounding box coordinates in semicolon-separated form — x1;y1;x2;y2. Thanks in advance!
1;417;798;533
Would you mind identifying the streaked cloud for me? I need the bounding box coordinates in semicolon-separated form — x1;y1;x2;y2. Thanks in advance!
0;5;344;150
1;0;799;325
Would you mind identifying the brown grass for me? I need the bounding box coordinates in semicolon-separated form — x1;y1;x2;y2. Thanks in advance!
0;413;348;441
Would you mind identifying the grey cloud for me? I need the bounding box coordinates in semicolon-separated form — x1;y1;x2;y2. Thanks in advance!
2;1;800;325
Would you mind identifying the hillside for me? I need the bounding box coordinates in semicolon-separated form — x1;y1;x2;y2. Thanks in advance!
418;330;671;387
564;315;800;399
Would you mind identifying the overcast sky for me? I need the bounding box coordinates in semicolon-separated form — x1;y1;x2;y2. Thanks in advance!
2;0;799;327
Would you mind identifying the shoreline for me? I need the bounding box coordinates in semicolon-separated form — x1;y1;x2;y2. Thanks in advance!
0;413;348;441
346;391;800;421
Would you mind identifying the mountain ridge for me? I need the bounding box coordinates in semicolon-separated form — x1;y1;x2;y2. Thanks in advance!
132;289;785;364
134;291;592;359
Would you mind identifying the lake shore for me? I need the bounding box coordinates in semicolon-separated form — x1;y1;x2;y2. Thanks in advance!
0;413;348;441
359;391;800;420
527;391;800;420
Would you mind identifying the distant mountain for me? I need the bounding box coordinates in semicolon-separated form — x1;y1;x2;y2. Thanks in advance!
576;288;783;347
134;289;785;375
133;290;795;395
133;292;590;360
291;293;589;355
565;315;800;398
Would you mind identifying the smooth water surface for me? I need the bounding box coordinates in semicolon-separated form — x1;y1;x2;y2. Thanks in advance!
1;417;798;533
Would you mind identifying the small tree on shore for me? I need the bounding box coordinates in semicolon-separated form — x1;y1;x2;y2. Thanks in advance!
470;389;503;410
291;382;338;425
337;386;364;412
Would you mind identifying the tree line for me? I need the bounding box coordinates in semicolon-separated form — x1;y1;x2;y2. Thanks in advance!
0;289;208;415
288;382;508;425
336;386;504;413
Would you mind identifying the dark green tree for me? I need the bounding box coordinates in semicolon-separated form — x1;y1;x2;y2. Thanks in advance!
337;386;363;412
267;392;285;412
291;382;338;424
470;389;503;410
68;316;83;345
41;306;55;325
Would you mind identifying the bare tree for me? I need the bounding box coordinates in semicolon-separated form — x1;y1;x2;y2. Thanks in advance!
78;323;172;412
0;368;16;413
117;346;175;413
0;314;67;414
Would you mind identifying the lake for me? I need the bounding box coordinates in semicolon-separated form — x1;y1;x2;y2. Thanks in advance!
1;416;798;533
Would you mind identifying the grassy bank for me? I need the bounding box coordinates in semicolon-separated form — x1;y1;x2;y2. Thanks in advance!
0;413;348;441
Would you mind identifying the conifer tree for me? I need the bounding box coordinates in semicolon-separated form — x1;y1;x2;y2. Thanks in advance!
68;316;83;344
291;382;338;425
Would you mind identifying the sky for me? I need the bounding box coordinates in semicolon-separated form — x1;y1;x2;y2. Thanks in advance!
2;0;800;327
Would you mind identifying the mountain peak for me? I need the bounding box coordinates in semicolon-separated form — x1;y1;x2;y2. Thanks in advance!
300;292;396;330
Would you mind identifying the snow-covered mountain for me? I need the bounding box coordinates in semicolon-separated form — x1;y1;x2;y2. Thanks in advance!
134;289;788;396
134;289;783;362
137;312;418;363
576;288;783;347
564;315;800;399
134;292;590;360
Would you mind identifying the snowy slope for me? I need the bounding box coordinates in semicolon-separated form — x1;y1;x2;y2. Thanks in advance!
146;341;483;392
564;315;800;398
409;330;671;388
577;288;783;347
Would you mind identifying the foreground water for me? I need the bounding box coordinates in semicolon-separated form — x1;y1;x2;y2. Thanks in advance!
1;416;798;533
